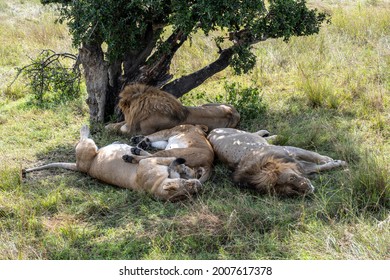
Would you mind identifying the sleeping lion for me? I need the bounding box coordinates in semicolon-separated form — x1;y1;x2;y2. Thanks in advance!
122;124;214;183
207;128;347;196
106;83;240;135
23;125;202;201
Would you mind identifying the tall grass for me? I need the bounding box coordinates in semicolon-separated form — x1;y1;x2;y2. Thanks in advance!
1;0;389;259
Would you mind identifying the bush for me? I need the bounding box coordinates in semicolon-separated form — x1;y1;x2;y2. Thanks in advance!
182;82;267;129
219;82;268;122
13;49;81;107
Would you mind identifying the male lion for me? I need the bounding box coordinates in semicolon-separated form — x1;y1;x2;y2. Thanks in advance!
23;125;202;201
105;83;240;135
122;124;214;183
207;128;347;196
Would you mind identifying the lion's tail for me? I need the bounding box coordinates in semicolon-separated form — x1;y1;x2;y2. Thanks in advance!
22;162;78;178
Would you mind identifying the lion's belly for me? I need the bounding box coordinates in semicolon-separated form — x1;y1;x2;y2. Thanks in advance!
165;134;189;150
151;141;168;149
208;128;268;167
101;143;134;154
88;144;138;189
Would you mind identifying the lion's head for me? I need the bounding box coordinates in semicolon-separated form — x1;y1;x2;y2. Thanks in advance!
234;155;314;196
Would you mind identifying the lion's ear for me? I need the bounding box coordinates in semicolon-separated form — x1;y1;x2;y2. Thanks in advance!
197;125;209;132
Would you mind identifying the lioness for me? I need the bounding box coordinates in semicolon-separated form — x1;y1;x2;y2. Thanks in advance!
106;84;240;135
23;125;202;201
207;128;347;196
122;124;214;183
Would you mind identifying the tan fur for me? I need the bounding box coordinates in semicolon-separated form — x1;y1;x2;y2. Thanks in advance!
208;128;347;196
126;124;214;183
24;126;201;201
106;84;240;135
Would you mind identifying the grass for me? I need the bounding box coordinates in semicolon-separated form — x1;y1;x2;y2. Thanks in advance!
0;0;389;259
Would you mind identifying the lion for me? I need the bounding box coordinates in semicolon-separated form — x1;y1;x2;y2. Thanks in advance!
23;125;202;201
105;83;240;135
207;128;347;196
122;124;214;183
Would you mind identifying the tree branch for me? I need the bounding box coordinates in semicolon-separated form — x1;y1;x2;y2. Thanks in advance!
136;29;188;86
122;24;163;82
162;33;269;98
162;47;234;98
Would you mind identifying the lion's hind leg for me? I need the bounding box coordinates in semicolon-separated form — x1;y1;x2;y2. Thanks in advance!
105;121;128;134
283;146;333;164
80;125;90;139
24;125;94;176
300;160;347;175
76;125;97;152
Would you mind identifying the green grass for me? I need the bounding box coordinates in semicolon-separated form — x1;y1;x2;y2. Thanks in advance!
0;0;389;259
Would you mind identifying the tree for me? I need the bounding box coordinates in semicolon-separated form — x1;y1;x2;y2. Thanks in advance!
41;0;327;123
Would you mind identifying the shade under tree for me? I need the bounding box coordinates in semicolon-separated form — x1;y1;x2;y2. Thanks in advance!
41;0;327;123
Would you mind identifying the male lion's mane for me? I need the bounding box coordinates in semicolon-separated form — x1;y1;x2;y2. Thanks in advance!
119;84;189;132
234;154;301;193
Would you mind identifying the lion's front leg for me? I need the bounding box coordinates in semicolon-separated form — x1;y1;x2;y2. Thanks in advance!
136;157;202;201
122;147;153;164
122;154;140;164
124;154;176;165
160;179;202;202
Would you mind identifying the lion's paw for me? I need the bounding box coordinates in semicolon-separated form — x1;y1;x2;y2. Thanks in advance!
130;147;142;155
333;160;347;167
137;139;151;150
122;154;134;163
130;135;145;144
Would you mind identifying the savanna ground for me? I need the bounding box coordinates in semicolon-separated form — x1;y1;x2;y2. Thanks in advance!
0;0;389;259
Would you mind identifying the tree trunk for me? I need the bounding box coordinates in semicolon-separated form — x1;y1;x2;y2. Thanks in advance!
79;43;110;123
78;30;264;123
106;60;123;120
